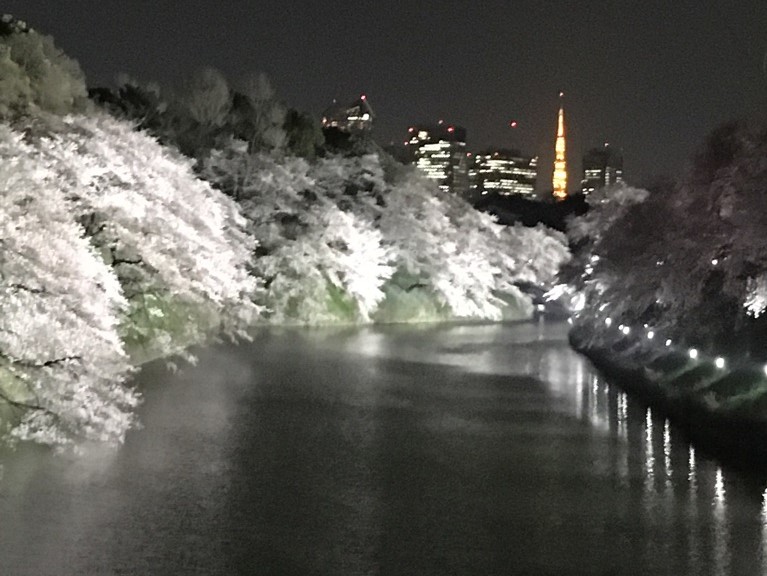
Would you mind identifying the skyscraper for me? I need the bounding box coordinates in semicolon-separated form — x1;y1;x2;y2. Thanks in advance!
469;150;538;198
406;122;470;195
321;94;375;133
581;143;624;194
552;92;568;201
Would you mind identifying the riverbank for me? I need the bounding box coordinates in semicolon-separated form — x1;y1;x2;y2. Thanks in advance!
569;324;767;471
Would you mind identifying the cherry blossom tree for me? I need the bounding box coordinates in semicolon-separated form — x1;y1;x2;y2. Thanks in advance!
203;142;570;323
204;147;392;323
566;122;767;357
0;112;262;445
32;114;260;358
0;125;136;445
378;167;568;321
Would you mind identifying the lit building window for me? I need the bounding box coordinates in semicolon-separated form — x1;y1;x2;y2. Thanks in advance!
469;150;538;198
320;95;375;133
581;143;624;195
406;123;470;196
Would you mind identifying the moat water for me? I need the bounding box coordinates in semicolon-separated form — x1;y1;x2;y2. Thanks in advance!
0;322;765;575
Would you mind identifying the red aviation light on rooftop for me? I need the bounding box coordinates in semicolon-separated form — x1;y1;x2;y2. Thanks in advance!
510;120;518;128
447;126;455;133
408;127;414;133
360;94;366;100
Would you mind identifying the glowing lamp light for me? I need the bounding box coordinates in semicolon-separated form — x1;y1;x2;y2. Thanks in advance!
763;364;767;377
510;120;518;128
711;258;719;266
621;326;631;335
647;330;655;340
605;317;612;327
447;126;455;133
360;94;366;100
665;339;672;347
408;127;414;133
715;357;725;369
689;348;699;360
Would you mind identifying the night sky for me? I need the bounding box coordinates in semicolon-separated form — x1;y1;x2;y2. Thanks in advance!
6;1;767;189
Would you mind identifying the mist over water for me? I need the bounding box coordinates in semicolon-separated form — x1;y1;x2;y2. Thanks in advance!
0;322;765;575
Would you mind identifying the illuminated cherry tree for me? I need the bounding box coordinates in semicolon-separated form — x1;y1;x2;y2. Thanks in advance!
34;114;260;356
379;167;569;320
0;125;136;445
567;122;767;355
204;144;570;323
204;148;392;323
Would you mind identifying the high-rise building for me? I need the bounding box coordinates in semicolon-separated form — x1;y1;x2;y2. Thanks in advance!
469;150;538;197
406;122;469;195
552;92;568;201
581;143;624;194
321;94;375;133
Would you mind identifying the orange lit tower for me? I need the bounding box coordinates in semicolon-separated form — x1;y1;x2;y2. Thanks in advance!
552;91;568;201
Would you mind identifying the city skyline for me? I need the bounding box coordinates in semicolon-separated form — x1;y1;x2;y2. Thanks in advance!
5;2;765;187
337;90;612;196
390;92;608;198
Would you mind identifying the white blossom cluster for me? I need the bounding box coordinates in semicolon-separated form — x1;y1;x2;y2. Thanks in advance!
40;114;259;342
203;146;570;324
0;116;257;445
745;275;767;318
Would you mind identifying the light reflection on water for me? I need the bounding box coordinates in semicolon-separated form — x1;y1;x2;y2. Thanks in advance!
762;488;767;573
534;332;766;576
350;323;767;575
712;466;730;575
0;322;766;575
645;408;656;494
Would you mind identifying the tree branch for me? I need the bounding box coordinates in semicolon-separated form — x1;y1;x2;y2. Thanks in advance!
17;355;82;369
110;245;143;267
7;283;45;294
0;389;44;412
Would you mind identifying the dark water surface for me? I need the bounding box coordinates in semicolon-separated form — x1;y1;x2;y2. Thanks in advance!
1;322;767;575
